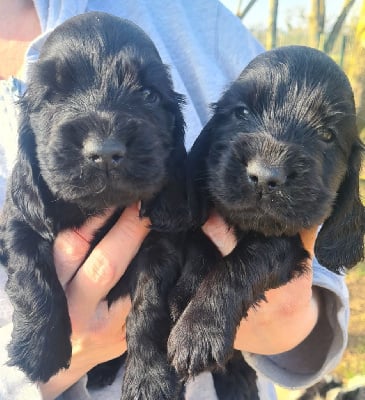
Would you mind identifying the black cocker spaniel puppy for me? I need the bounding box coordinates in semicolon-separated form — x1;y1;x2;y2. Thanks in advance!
168;46;365;399
0;12;188;400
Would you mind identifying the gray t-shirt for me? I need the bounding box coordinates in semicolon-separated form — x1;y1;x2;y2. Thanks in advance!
0;1;349;399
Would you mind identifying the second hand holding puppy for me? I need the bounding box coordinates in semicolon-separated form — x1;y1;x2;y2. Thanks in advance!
202;211;321;355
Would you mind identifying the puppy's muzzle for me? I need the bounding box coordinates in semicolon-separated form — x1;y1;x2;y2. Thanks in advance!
246;158;287;191
83;137;126;171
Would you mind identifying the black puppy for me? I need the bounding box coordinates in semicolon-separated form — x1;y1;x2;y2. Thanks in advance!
0;12;188;399
168;46;365;399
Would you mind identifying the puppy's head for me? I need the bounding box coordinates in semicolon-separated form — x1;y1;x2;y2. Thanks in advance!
189;45;364;270
17;12;187;230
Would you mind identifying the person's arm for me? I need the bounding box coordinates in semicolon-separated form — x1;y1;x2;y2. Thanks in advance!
202;212;320;355
202;212;349;388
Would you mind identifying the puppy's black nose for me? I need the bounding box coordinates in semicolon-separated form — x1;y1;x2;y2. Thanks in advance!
83;138;126;170
246;159;286;190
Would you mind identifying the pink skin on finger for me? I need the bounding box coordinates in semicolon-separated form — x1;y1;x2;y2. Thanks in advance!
64;203;150;322
54;208;116;288
202;211;237;256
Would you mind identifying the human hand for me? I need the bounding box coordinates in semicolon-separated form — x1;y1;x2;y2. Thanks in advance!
202;211;320;355
39;203;150;399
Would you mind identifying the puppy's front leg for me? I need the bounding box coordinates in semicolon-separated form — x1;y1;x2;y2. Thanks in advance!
5;222;72;382
121;233;184;400
168;233;308;378
167;249;242;378
169;230;222;321
212;350;259;400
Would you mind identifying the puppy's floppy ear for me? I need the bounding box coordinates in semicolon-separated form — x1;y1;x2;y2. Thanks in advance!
315;139;365;271
186;116;218;228
141;92;191;232
7;100;53;241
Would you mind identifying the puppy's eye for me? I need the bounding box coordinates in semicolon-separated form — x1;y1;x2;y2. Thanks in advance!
234;106;249;120
319;128;335;143
142;88;160;104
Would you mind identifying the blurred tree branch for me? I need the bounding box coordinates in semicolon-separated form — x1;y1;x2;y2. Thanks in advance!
267;0;279;49
347;0;365;138
324;0;355;53
237;0;258;19
309;0;326;48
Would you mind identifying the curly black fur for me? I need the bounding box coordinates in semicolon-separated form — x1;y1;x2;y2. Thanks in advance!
167;46;365;399
0;12;188;400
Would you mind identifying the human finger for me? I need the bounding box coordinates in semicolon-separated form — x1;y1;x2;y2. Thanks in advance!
65;203;150;320
54;209;115;288
299;225;319;258
202;211;237;256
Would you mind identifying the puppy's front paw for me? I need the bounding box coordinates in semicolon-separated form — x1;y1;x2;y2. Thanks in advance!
168;309;232;378
121;356;182;400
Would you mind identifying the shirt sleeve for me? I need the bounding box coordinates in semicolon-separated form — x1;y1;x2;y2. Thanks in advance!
243;258;349;389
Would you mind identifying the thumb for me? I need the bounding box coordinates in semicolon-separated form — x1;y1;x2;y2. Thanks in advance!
54;209;115;288
202;211;237;256
65;203;150;318
299;226;319;258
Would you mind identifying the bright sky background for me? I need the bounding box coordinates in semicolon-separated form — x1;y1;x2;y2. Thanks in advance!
220;0;361;31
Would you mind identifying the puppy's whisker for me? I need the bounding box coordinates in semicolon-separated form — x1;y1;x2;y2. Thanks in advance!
94;184;108;195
